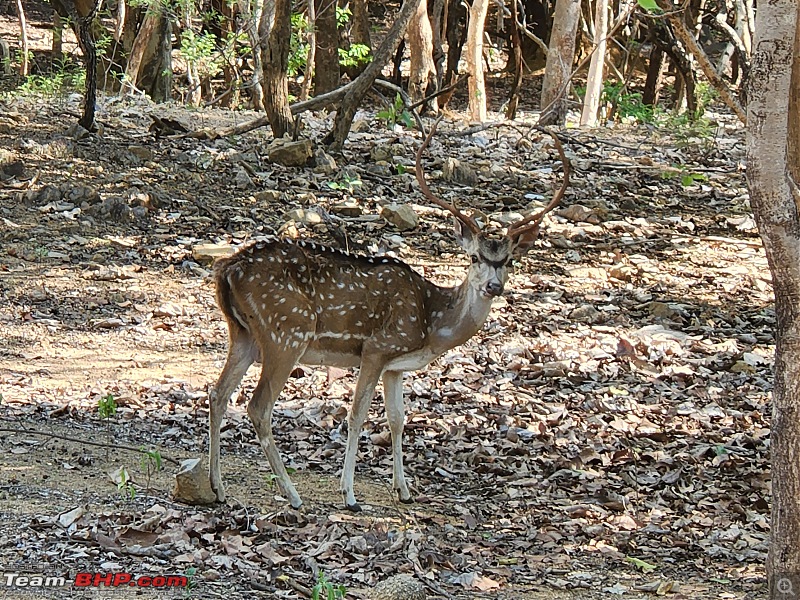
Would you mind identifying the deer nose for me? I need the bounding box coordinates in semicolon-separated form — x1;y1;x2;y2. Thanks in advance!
485;282;503;297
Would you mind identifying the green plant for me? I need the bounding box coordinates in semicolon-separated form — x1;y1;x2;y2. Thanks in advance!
183;567;198;598
139;447;163;491
98;394;117;461
116;466;136;501
338;43;371;68
180;29;224;79
377;93;413;129
327;173;362;193
311;572;346;600
602;82;655;124
288;12;312;77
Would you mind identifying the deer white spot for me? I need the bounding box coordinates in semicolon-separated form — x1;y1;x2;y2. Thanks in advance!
248;276;255;282
280;316;288;322
410;315;417;322
278;298;287;304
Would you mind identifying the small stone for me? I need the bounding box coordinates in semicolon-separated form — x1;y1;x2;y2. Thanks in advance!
172;458;217;505
268;138;313;167
283;208;323;225
67;123;92;141
313;149;337;174
127;145;154;161
234;166;255;189
370;144;394;162
331;200;363;217
370;575;426;600
558;204;602;224
442;157;479;186
255;189;282;203
381;203;419;231
570;304;601;323
351;117;370;133
608;263;639;281
192;243;235;263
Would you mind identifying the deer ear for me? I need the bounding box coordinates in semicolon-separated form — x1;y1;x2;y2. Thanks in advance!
453;218;477;251
511;227;539;257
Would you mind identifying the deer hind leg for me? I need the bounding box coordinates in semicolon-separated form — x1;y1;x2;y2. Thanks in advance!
247;341;307;509
341;357;385;511
209;327;258;503
382;370;413;503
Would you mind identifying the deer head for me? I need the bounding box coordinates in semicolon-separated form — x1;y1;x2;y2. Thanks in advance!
415;118;570;299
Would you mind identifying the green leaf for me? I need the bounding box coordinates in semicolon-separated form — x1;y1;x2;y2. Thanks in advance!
637;0;660;11
625;556;657;572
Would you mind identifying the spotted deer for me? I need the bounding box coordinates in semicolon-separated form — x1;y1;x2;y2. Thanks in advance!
208;122;569;511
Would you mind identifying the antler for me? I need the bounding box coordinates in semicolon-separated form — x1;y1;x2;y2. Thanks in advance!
507;129;571;239
416;116;482;234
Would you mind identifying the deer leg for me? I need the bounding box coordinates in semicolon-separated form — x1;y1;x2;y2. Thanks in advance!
247;346;306;509
382;370;413;503
209;329;257;502
341;358;384;511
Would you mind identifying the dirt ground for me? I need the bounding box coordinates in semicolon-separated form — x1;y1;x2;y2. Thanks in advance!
0;12;773;597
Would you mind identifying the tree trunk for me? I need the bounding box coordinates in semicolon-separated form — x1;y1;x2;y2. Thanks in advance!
745;1;800;598
408;0;437;108
123;7;167;98
466;0;489;122
580;0;608;126
642;45;665;106
431;0;445;88
263;0;294;137
505;0;523;119
351;0;371;48
539;0;580;126
238;0;265;110
442;0;466;106
53;11;64;62
327;0;421;151
16;0;28;77
315;0;340;95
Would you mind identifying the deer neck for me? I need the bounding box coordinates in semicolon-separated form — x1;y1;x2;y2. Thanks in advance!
428;279;493;354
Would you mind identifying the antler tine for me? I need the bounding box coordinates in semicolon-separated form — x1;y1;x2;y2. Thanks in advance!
507;129;571;238
415;116;482;234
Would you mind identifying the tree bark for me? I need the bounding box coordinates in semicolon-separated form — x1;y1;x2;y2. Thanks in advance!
16;0;28;77
408;0;437;108
466;0;489;122
539;0;580;126
642;45;665;106
327;0;422;151
351;0;371;48
263;0;294;137
53;11;64;62
442;0;467;106
315;0;340;94
580;0;608;126
505;0;523;119
745;2;800;597
238;0;265;110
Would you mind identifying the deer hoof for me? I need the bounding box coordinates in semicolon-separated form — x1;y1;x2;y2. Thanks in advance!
399;495;415;505
345;502;362;513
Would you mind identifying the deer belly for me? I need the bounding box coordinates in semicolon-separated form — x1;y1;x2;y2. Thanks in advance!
384;349;439;371
300;335;363;368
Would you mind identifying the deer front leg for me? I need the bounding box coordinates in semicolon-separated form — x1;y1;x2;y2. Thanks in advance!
382;370;413;503
341;358;384;511
247;351;305;509
209;332;255;502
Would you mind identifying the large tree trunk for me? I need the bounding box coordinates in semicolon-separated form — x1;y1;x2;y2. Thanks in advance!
466;0;489;122
122;6;171;102
580;0;608;126
327;0;421;151
539;0;580;126
263;0;294;137
408;0;437;108
745;2;800;598
315;0;340;95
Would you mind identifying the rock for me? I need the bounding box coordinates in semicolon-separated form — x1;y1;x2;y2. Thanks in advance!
370;575;426;600
442;157;479;186
255;189;282;203
570;304;602;323
283;208;323;226
27;184;61;205
0;160;24;178
558;204;602;224
87;196;133;222
608;263;639;281
370;144;394;162
313;149;337;174
127;145;154;162
351;117;371;133
234;166;255;189
67;123;92;141
193;243;235;263
381;203;419;231
268;138;313;167
331;200;363;217
0;148;15;165
172;458;217;505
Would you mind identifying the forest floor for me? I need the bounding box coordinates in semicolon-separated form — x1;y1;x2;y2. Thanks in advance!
0;80;770;600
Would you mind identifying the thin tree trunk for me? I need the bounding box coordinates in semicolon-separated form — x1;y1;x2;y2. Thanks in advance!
539;0;581;126
580;0;608;126
505;0;523;119
238;0;265;110
301;0;316;101
441;0;466;108
408;0;437;108
745;1;800;598
351;0;371;48
263;0;294;137
122;8;161;95
466;0;489;122
327;0;421;151
431;0;445;88
53;12;64;62
16;0;28;77
315;0;340;94
642;45;665;106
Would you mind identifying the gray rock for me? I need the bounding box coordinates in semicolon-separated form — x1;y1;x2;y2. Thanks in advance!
255;189;282;203
569;304;602;323
127;145;154;161
381;203;419;231
268;138;313;167
331;200;363;217
442;157;479;186
234;166;255;189
370;144;394;162
370;575;426;600
172;458;217;505
313;149;337;174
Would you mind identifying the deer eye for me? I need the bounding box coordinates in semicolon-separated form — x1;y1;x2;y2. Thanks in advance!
471;255;479;264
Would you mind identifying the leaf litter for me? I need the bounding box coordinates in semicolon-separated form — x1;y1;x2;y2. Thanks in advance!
0;96;770;599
